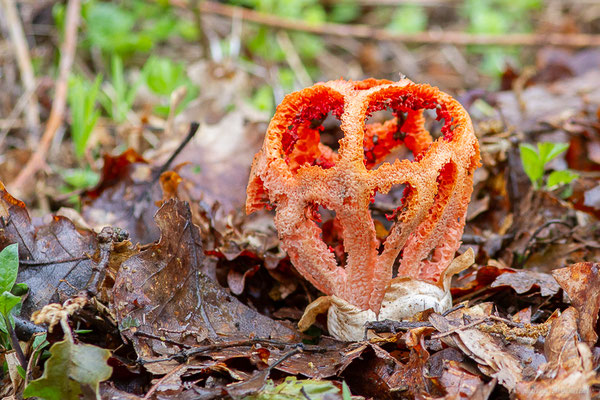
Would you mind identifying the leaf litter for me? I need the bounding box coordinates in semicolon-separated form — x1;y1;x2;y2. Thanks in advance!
3;62;600;400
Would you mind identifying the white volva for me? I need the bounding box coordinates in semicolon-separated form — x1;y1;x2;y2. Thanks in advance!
300;248;474;341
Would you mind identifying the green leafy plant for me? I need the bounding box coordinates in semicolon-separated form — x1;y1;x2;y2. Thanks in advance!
462;0;542;76
0;244;28;370
68;74;102;159
231;0;325;75
519;142;579;190
244;377;359;400
58;167;101;208
250;85;275;114
142;56;198;116
99;55;142;123
55;0;198;56
23;332;112;400
387;4;427;33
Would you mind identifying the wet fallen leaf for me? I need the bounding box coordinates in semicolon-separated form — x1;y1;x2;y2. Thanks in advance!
451;264;514;300
23;333;112;400
439;361;494;399
515;307;596;399
112;199;299;373
0;182;99;318
82;150;161;244
176;113;264;216
490;270;561;297
386;329;433;396
429;308;523;391
552;262;600;345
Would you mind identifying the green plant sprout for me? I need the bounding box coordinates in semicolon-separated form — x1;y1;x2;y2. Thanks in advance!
519;142;579;190
0;244;28;371
462;0;542;77
68;74;102;159
142;56;198;116
99;55;142;123
386;4;427;33
58;167;101;208
243;377;358;400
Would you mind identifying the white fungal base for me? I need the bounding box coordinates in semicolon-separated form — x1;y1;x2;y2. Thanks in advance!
327;280;451;341
298;249;474;341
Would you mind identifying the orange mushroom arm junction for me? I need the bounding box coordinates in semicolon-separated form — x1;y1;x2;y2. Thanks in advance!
246;79;480;314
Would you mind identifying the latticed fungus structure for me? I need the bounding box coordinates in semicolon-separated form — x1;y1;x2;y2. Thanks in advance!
247;78;480;340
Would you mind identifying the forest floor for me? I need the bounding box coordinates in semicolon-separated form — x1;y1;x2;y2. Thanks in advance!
1;1;600;399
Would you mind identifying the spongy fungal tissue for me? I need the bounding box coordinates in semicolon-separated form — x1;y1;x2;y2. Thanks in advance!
246;78;481;341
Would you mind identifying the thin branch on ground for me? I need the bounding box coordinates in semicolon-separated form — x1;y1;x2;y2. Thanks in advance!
136;338;309;366
171;0;600;47
10;0;81;197
276;30;312;88
430;317;488;339
520;219;573;266
3;313;27;370
154;122;200;181
0;0;41;138
143;364;186;400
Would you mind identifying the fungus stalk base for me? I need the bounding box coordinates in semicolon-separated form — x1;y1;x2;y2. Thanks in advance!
327;279;452;341
298;249;474;342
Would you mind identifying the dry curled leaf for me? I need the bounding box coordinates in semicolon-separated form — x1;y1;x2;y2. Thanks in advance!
429;309;524;392
31;295;87;332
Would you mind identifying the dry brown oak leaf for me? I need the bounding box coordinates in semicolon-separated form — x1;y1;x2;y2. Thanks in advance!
112;199;298;365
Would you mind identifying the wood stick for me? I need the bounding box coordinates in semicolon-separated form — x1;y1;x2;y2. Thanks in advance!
187;0;600;48
10;0;81;196
0;0;40;138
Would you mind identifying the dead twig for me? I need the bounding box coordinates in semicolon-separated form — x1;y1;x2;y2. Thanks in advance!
153;122;200;182
520;219;573;266
0;0;40;138
133;331;192;349
137;338;294;365
10;0;81;197
176;0;600;47
275;30;312;88
19;256;90;266
143;364;186;400
430;317;488;339
364;319;432;335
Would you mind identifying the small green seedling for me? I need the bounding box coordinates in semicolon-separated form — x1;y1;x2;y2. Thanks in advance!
142;56;198;116
99;54;142;123
58;167;101;207
244;376;359;400
519;142;579;190
0;243;28;370
68;74;102;159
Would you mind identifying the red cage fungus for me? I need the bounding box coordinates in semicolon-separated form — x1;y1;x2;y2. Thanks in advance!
246;78;480;315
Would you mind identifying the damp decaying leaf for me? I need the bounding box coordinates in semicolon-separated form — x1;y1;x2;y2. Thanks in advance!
552;262;600;345
176;114;265;216
0;182;99;318
490;270;561;297
429;305;524;392
82;149;161;244
23;333;112;400
515;307;596;399
112;199;299;372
